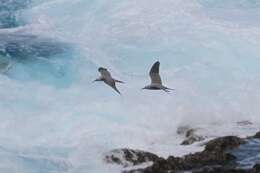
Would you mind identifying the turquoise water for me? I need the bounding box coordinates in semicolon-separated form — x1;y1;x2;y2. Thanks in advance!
0;0;260;172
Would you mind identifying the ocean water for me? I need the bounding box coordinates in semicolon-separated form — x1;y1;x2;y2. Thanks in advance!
0;0;260;172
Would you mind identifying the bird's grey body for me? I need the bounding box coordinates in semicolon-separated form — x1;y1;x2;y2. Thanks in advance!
143;61;173;93
93;67;123;95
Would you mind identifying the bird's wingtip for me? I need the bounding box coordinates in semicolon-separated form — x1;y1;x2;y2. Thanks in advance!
115;79;124;84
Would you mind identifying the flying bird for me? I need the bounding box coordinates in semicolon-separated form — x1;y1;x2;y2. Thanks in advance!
93;67;124;95
142;61;174;93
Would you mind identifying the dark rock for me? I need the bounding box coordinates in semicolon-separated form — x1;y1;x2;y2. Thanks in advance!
186;128;196;137
178;136;244;170
178;127;205;145
104;148;159;167
181;131;205;145
253;132;260;139
252;164;260;173
123;136;245;173
205;136;245;152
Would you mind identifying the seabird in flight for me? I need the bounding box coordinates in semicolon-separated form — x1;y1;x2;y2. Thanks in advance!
93;67;123;95
142;61;174;93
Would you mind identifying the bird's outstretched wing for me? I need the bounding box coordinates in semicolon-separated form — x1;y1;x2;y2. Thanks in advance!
111;85;121;95
98;67;112;78
149;61;162;85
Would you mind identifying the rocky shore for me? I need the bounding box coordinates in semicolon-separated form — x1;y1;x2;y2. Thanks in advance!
104;131;260;173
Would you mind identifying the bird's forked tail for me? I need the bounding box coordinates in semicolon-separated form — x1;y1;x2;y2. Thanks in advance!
114;79;124;83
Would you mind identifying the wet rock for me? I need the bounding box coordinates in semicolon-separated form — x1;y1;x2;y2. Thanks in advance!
104;148;159;167
205;136;245;152
252;164;260;173
181;136;244;168
181;128;205;145
124;136;245;173
253;132;260;139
